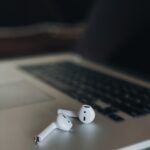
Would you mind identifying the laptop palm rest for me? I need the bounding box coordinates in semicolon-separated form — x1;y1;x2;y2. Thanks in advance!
0;80;53;110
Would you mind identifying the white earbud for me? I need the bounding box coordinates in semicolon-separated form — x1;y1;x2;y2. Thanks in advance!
34;113;72;143
57;105;95;124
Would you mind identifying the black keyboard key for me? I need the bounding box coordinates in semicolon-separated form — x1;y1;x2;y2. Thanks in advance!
109;114;124;122
92;105;106;114
103;107;118;115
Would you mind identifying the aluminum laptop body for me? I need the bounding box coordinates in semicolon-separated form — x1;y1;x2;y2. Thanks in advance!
0;53;149;150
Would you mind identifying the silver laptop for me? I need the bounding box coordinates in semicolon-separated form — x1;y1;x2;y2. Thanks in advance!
1;53;150;150
0;1;150;150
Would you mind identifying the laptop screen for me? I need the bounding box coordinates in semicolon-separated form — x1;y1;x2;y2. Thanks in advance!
77;0;150;79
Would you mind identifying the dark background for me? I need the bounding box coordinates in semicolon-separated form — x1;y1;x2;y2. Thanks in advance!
0;0;95;26
77;0;150;79
0;0;96;58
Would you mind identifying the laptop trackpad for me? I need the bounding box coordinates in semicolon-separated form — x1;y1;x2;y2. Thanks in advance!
0;80;53;110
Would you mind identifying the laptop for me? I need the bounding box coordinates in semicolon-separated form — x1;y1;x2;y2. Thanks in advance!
0;1;150;150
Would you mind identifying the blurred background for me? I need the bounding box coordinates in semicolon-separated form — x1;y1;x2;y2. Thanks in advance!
0;0;97;59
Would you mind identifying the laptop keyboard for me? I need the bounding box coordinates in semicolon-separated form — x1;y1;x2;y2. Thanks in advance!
20;62;150;122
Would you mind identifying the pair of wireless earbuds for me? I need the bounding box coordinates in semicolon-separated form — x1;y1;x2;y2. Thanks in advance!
34;105;95;143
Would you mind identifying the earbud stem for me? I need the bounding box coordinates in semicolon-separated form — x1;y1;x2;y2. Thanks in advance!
57;109;77;117
35;122;57;143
